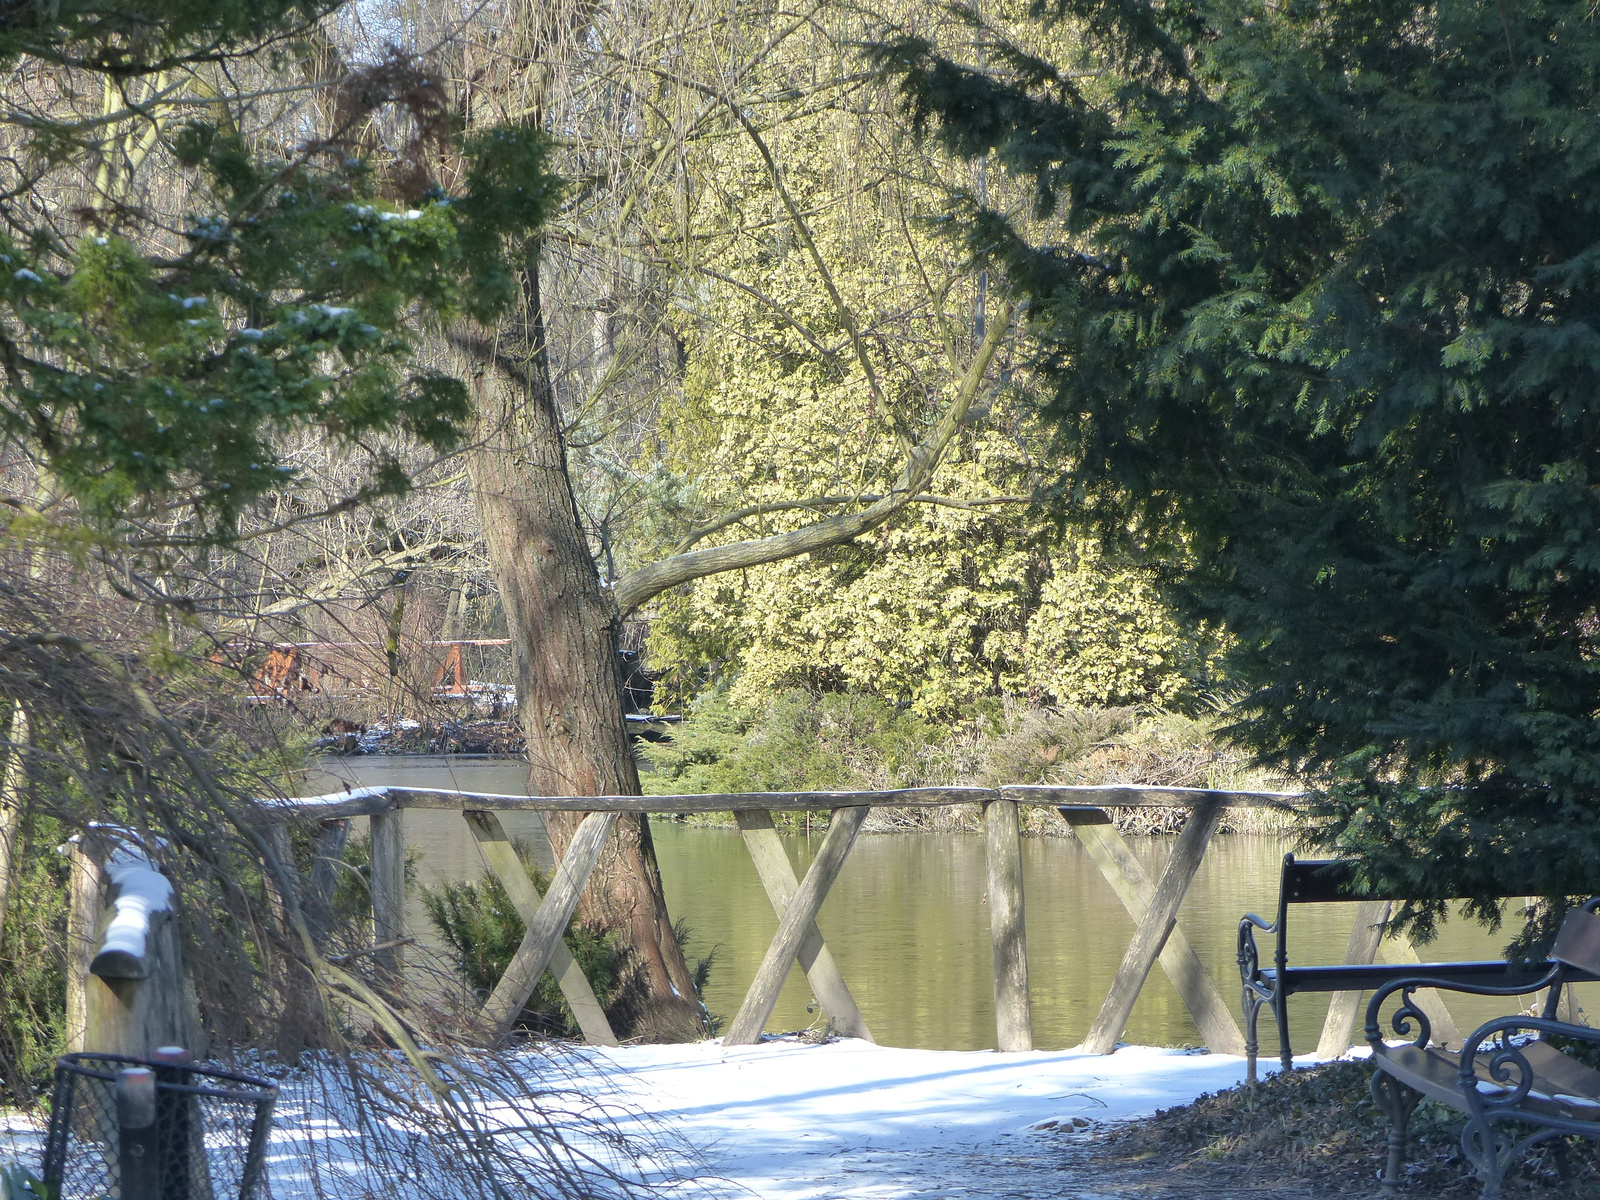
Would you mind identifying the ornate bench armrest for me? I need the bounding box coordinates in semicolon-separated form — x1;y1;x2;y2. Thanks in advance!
1364;967;1562;1050
1457;1015;1600;1114
1237;913;1277;994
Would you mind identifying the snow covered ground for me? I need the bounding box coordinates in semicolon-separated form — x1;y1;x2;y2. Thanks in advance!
561;1036;1284;1199
5;1039;1294;1200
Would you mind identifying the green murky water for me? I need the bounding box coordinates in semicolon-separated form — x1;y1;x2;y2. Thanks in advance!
301;757;1591;1055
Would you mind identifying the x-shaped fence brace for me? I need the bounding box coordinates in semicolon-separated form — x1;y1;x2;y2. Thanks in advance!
257;783;1471;1057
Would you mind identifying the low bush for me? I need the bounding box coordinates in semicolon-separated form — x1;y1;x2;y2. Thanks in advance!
643;689;939;796
422;842;717;1040
641;688;1288;834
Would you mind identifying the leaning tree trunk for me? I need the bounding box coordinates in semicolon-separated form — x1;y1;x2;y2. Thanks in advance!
462;259;706;1041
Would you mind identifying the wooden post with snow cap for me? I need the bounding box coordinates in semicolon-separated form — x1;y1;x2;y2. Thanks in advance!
984;799;1032;1051
83;832;203;1059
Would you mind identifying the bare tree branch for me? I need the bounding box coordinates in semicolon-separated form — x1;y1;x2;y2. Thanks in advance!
240;537;459;622
671;492;1030;555
611;298;1014;616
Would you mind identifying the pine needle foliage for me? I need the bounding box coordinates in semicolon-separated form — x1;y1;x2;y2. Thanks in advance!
422;850;627;1040
422;844;718;1040
874;0;1600;941
0;3;558;547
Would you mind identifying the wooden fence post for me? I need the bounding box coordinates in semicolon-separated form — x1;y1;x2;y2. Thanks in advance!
369;808;406;984
1312;900;1464;1058
1315;899;1390;1059
262;824;296;932
734;810;873;1042
82;842;203;1059
1082;795;1226;1054
65;841;103;1053
480;811;618;1038
984;799;1032;1052
463;810;619;1046
304;816;352;941
1376;933;1463;1049
85;911;201;1059
1061;808;1246;1055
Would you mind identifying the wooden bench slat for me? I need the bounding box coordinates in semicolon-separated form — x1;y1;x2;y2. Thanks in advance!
1269;961;1561;995
1361;903;1600;1195
1377;1041;1600;1122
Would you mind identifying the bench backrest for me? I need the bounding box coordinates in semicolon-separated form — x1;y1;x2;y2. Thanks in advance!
1277;854;1600;979
1274;853;1541;973
1276;856;1365;973
1553;905;1600;976
1278;854;1458;906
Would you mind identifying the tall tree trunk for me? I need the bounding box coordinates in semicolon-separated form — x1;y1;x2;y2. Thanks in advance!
0;702;26;953
462;257;706;1040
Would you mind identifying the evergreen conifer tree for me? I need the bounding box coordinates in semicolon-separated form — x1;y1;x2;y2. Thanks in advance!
877;0;1600;936
0;1;556;549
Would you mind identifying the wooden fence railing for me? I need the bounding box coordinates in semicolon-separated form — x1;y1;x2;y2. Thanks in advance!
262;783;1304;1055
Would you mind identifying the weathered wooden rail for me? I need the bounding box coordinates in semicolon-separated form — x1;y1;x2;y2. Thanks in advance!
263;783;1311;1055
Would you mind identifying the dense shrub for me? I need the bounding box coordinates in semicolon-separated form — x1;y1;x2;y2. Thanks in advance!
641;689;1285;833
0;815;68;1102
643;690;941;796
422;843;716;1040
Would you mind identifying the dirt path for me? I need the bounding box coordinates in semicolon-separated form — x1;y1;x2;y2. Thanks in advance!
1063;1138;1359;1199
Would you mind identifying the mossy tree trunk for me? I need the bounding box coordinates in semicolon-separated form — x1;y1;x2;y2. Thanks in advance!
461;257;706;1040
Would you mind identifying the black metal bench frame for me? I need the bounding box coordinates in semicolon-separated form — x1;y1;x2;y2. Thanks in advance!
1237;854;1560;1082
1363;899;1600;1199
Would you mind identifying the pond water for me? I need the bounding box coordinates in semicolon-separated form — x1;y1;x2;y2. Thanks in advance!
299;756;1590;1055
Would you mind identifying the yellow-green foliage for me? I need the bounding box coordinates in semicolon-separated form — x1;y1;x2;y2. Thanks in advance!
653;513;1220;717
630;10;1221;717
994;543;1216;710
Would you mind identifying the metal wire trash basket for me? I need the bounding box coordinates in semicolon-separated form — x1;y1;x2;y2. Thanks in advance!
42;1053;277;1200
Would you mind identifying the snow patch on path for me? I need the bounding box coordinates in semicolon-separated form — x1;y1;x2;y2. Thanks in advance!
560;1037;1290;1199
5;1040;1301;1200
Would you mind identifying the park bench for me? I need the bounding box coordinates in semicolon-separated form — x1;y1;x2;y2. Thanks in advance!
1364;899;1600;1198
1237;854;1568;1083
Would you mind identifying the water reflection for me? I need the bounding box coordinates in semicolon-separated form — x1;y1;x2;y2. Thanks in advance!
299;756;556;881
295;757;1590;1054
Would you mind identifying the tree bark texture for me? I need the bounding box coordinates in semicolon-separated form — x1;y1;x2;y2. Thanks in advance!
0;702;27;953
464;258;705;1039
